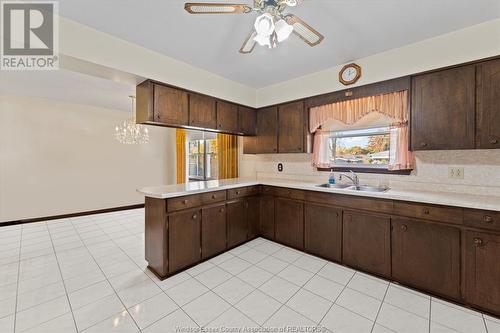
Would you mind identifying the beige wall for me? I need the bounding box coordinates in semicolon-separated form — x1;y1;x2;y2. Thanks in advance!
0;93;176;223
256;18;500;107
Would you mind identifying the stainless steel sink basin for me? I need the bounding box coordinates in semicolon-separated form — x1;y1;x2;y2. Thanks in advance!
316;184;389;192
352;185;389;193
316;183;352;189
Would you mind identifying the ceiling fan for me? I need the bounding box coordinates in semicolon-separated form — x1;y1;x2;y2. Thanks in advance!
184;0;324;54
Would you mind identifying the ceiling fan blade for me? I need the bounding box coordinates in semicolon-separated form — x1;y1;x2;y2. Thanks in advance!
239;29;257;54
184;3;252;14
284;14;324;46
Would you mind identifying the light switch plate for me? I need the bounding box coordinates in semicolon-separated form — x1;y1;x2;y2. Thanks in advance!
448;167;464;179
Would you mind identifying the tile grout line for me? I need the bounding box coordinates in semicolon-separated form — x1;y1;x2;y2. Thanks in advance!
369;281;390;333
45;219;81;332
69;218;144;333
12;225;23;333
429;296;432;333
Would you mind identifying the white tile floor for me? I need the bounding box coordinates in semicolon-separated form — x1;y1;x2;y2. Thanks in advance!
0;208;499;333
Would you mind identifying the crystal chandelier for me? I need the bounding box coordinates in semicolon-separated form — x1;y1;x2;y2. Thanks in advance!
115;96;149;144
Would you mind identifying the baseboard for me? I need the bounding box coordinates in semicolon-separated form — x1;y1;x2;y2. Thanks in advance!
0;204;145;227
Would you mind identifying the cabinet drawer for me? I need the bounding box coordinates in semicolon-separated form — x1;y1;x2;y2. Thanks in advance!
393;201;463;225
227;186;259;199
464;210;500;232
167;195;202;212
200;190;227;205
261;186;305;200
306;191;393;214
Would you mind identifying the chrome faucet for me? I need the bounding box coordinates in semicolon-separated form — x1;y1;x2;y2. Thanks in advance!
339;171;360;190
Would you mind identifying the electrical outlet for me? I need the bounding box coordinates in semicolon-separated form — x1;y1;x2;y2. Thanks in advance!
448;167;464;179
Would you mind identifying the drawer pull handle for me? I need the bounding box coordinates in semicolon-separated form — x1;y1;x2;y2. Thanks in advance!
220;208;224;213
490;138;498;145
212;194;216;199
423;209;430;215
235;191;240;195
183;199;188;205
483;215;493;223
473;238;483;246
192;214;198;220
401;225;408;231
421;142;428;148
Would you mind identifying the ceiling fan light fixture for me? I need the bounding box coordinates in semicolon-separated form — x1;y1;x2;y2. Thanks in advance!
254;13;274;36
275;19;293;42
253;33;272;47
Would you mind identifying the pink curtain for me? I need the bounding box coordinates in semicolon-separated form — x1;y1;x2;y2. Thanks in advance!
310;91;413;170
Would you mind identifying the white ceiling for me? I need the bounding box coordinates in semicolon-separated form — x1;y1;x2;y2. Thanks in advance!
58;0;499;88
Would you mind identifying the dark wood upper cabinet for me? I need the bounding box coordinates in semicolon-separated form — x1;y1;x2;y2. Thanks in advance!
477;59;500;149
226;200;248;248
275;198;304;249
278;101;306;153
342;211;391;278
239;106;257;135
305;203;342;262
464;231;500;316
189;93;217;129
247;196;261;239
260;195;275;240
256;106;278;153
216;101;239;133
411;65;476;150
201;204;227;259
153;84;189;126
168;208;201;273
392;218;461;300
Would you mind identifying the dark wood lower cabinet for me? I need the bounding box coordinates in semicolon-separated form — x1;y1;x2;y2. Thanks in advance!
342;211;391;277
201;204;227;259
304;203;342;262
145;184;500;317
392;218;461;299
465;231;500;315
275;198;304;249
227;200;248;248
260;195;275;240
168;208;201;274
247;196;261;239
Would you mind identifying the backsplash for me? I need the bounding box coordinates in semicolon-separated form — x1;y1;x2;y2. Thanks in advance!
240;150;500;196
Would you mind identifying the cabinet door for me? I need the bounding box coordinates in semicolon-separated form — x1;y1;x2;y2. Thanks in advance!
153;84;189;126
411;65;475;150
275;198;304;249
239;106;256;135
227;200;248;248
201;204;227;259
189;93;216;129
247;196;261;239
305;203;342;262
343;211;391;277
217;101;239;133
392;218;461;299
260;195;275;240
477;59;500;149
168;208;201;273
278;101;305;153
243;136;257;154
465;231;500;316
256;106;278;153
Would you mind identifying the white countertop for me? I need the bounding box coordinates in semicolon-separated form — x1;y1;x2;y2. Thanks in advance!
137;178;500;212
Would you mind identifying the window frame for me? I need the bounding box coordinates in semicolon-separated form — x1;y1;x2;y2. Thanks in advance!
316;126;412;175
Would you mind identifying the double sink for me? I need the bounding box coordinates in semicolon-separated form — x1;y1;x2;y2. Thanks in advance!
316;183;389;193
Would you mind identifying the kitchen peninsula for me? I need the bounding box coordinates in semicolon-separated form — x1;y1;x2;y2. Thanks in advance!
139;178;500;318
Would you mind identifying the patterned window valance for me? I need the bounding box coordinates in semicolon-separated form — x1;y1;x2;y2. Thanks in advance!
309;90;408;133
